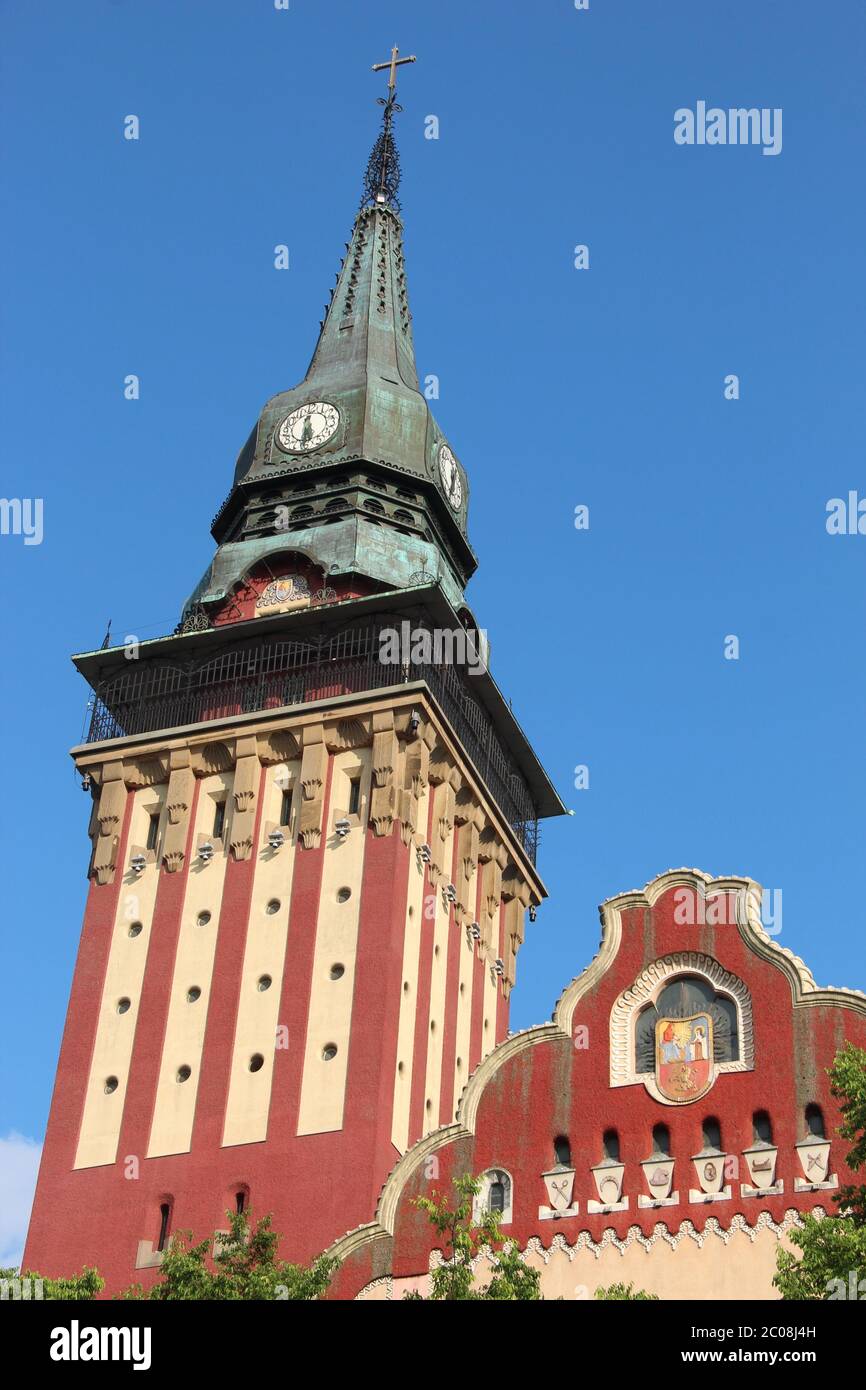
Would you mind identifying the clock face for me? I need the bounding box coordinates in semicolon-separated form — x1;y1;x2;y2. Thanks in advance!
277;401;340;453
438;444;463;510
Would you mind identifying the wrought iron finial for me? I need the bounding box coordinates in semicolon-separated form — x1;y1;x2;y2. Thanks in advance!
362;45;417;211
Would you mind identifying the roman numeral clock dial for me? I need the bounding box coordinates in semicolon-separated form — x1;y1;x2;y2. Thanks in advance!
277;401;340;453
437;444;463;510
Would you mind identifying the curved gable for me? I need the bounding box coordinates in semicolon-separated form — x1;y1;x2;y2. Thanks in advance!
327;868;866;1300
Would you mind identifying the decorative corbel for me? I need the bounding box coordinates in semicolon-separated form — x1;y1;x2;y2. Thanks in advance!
456;796;483;873
477;827;507;946
370;711;399;837
298;725;328;849
229;735;259;860
403;736;430;797
91;762;126;886
397;787;418;847
323;716;372;753
122;754;168;789
478;824;507;869
455;804;482;922
428;772;459;885
501;896;526;995
427;745;452;787
256;728;301;766
161;748;194;874
501;868;532;994
189;741;233;778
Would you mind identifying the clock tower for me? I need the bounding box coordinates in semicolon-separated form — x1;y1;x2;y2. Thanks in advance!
23;60;565;1293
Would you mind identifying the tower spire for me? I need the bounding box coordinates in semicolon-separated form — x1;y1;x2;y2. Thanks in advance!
363;45;417;211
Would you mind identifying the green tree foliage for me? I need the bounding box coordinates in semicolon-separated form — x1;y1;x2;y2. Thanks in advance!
406;1174;541;1300
774;1213;866;1301
775;1041;866;1300
0;1266;103;1299
120;1210;336;1301
830;1041;866;1224
595;1282;659;1300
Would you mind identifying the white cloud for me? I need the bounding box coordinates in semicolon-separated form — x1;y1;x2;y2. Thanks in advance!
0;1132;42;1271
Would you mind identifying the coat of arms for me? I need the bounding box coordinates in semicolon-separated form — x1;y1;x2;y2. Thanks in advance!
256;575;310;610
655;1012;714;1104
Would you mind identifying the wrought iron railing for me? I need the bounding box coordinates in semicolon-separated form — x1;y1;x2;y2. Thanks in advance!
84;620;539;862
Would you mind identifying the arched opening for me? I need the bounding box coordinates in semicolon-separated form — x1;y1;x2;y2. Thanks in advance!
702;1117;722;1151
553;1135;572;1167
652;1123;671;1156
805;1103;825;1138
602;1128;620;1162
753;1110;773;1144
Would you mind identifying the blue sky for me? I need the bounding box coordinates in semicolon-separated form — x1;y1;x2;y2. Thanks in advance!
1;0;864;1264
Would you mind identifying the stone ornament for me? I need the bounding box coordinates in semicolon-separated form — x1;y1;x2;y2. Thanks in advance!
587;1159;627;1214
742;1142;780;1195
608;950;755;1104
91;764;127;886
689;1148;731;1203
255;575;311;614
519;1206;822;1264
639;1156;677;1207
161;750;195;875
794;1137;836;1192
538;1165;579;1221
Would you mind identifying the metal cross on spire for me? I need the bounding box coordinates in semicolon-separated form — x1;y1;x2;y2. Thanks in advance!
371;44;416;96
362;45;417;211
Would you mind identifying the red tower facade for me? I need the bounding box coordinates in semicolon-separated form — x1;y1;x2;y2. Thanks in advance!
23;97;563;1293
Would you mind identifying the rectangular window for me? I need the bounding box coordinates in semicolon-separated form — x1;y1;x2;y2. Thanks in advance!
235;1191;246;1215
213;800;226;840
279;790;292;827
146;813;160;852
348;777;361;816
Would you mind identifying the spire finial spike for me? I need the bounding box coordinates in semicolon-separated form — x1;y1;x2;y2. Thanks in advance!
363;46;417;211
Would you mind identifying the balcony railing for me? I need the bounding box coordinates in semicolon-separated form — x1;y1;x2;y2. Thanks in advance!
84;620;540;863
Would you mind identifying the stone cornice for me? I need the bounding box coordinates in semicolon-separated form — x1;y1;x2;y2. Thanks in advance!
75;686;547;900
351;1205;823;1298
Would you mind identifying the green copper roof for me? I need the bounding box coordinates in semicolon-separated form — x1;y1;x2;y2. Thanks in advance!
184;106;478;623
232;203;470;539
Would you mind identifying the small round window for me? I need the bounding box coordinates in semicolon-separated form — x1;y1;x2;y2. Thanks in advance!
322;1044;338;1062
176;1065;192;1083
249;1054;265;1073
104;1076;119;1095
128;922;143;938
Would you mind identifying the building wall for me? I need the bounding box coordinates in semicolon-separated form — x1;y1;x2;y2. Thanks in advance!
326;871;866;1300
359;1220;806;1301
22;690;541;1294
